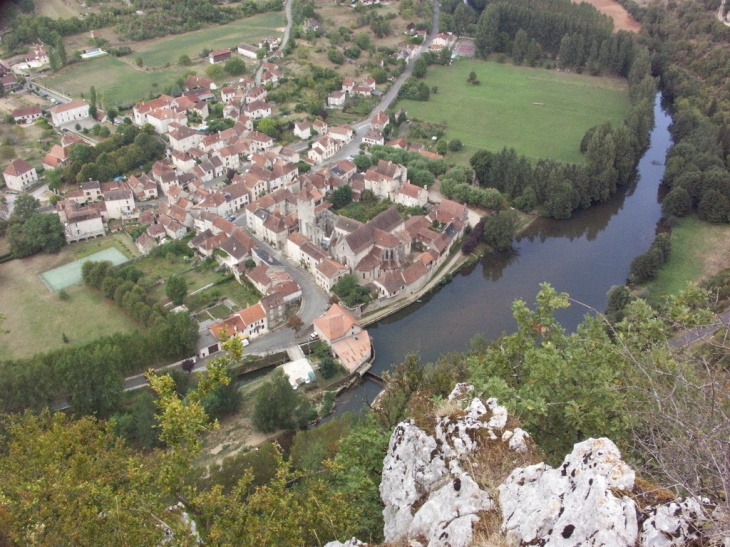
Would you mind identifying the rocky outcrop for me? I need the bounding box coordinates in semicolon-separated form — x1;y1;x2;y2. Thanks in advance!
379;384;531;547
335;385;714;547
499;438;638;546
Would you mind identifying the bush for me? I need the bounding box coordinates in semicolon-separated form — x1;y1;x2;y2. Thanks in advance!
252;370;315;432
661;187;692;218
327;49;345;65
448;139;463;152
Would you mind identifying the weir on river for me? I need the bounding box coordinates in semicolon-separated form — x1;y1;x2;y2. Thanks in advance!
331;94;672;416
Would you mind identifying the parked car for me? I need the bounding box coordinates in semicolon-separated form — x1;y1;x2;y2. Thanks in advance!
228;216;236;222
309;332;319;341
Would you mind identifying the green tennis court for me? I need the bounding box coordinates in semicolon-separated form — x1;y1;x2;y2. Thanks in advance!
40;247;129;291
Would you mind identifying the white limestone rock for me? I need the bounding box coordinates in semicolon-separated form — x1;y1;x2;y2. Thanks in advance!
380;420;448;542
640;497;705;547
508;428;530;453
381;389;528;547
499;438;638;547
448;383;474;400
409;473;493;547
323;539;367;547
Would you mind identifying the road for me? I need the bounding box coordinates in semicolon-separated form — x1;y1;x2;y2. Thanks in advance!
309;0;440;168
232;216;330;354
255;0;294;86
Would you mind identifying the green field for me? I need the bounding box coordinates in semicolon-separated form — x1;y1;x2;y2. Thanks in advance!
43;56;192;108
398;59;630;164
0;234;141;360
645;217;730;303
134;12;286;68
42;12;285;108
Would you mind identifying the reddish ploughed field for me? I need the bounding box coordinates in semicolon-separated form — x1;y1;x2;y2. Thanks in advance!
579;0;642;32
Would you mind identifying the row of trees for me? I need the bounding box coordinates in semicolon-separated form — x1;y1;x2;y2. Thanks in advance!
0;303;198;417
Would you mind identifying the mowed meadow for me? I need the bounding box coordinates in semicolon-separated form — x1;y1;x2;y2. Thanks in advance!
0;235;140;360
132;12;286;68
399;59;630;164
42;12;285;108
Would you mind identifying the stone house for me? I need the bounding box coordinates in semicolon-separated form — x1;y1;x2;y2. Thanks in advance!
3;159;37;191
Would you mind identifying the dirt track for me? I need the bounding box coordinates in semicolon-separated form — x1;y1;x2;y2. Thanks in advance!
577;0;641;32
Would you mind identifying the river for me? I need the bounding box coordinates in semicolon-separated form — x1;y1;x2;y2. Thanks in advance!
332;94;673;415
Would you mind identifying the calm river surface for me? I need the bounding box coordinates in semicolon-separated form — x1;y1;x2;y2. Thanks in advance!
333;95;672;415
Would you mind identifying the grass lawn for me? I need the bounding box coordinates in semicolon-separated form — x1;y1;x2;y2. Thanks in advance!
336;199;397;223
134;12;286;68
0;242;139;360
207;303;233;320
645;217;730;303
397;59;630;164
216;278;261;308
42;56;193;108
146;265;226;302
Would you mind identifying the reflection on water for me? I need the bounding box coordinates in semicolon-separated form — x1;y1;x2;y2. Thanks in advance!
331;95;672;417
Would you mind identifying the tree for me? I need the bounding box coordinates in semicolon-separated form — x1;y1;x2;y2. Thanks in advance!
605;284;631;324
205;64;224;79
224;57;246;76
436;139;448;155
327;49;345;65
252;370;315;433
449;139;463;152
178;54;192;66
697;190;729;223
467;70;479;84
12;193;39;221
330;184;352;208
319;355;338;379
475;5;499;58
373;353;423;428
353;153;372;172
135;56;143;67
57;343;125;417
512;29;529;65
21;213;65;254
286;311;304;334
413;57;427;78
661;187;692;218
482;210;518;251
165;275;187;306
332;274;373;307
256;117;279;139
89;86;97;108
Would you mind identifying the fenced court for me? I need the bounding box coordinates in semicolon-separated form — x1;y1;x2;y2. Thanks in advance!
40;247;129;291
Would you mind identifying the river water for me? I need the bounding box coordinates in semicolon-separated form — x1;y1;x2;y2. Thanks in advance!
332;94;672;415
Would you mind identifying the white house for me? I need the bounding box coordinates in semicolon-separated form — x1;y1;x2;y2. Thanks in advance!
3;158;37;191
49;100;90;127
394;182;428;208
327;91;346;108
362;128;384;147
103;188;135;219
293;120;311;140
237;43;259;60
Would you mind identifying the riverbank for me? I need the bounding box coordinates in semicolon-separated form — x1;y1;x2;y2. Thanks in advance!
642;215;730;303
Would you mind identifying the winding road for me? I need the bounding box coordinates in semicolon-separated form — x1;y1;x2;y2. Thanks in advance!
255;0;294;86
313;0;441;168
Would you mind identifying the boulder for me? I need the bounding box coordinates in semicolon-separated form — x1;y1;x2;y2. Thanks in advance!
499;438;638;546
640;497;706;547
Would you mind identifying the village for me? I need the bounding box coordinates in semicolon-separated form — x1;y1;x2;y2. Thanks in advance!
1;26;469;392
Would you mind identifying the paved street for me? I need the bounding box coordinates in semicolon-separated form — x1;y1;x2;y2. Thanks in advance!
255;0;294;86
313;0;441;168
232;215;330;354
